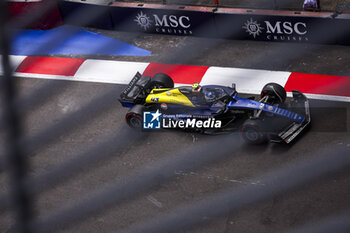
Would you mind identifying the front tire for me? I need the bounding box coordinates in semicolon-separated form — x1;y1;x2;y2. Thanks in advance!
241;119;267;144
261;83;286;105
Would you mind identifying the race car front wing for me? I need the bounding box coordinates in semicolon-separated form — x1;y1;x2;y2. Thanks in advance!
275;90;311;144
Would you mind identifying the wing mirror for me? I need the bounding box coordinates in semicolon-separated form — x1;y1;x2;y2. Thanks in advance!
232;83;236;92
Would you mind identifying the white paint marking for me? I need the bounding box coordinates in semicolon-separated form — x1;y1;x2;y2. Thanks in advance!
175;170;265;186
12;72;79;82
75;60;149;85
200;66;291;94
0;55;27;74
294;93;350;103
286;91;350;102
147;195;163;208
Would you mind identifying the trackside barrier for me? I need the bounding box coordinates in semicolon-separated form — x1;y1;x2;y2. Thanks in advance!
6;0;62;29
58;1;350;45
58;0;114;29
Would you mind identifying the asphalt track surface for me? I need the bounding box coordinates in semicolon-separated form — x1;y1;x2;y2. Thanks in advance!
1;31;350;233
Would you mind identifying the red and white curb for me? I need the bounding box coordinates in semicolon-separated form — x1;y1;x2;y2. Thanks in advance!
1;55;350;102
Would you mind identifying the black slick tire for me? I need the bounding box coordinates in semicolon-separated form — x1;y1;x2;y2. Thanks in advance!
261;83;287;104
241;119;267;144
125;105;144;128
149;73;174;89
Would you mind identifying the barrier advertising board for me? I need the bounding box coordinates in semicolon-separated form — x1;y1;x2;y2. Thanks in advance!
58;1;350;45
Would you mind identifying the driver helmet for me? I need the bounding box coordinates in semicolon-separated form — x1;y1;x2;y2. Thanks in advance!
192;82;201;91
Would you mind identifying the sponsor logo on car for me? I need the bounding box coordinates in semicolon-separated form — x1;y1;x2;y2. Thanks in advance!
160;103;168;110
150;97;159;102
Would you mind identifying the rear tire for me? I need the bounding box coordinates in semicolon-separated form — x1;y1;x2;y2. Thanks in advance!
125;105;144;128
126;113;142;128
261;83;286;104
149;73;174;89
241;119;267;144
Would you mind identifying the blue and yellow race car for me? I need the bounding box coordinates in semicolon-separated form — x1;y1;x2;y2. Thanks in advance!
119;72;310;144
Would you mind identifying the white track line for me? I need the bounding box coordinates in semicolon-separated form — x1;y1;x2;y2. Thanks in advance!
200;66;291;94
75;60;150;84
0;55;27;73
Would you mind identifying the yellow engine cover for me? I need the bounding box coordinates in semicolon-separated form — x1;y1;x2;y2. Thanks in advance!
145;88;195;107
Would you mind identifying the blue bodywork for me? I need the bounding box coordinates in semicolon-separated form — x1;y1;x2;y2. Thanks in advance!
189;85;305;123
227;97;305;123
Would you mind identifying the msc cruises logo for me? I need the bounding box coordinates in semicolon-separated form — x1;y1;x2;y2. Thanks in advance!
134;11;153;30
134;11;192;35
243;18;309;42
242;18;264;38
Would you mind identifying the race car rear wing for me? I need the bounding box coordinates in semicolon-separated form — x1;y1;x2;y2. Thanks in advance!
277;90;311;144
119;72;151;107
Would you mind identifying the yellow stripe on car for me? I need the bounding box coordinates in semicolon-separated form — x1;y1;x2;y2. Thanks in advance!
146;88;195;107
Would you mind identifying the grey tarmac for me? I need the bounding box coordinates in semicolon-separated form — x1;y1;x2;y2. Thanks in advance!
1;30;350;233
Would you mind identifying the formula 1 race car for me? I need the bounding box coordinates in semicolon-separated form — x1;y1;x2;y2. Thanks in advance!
119;72;310;144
